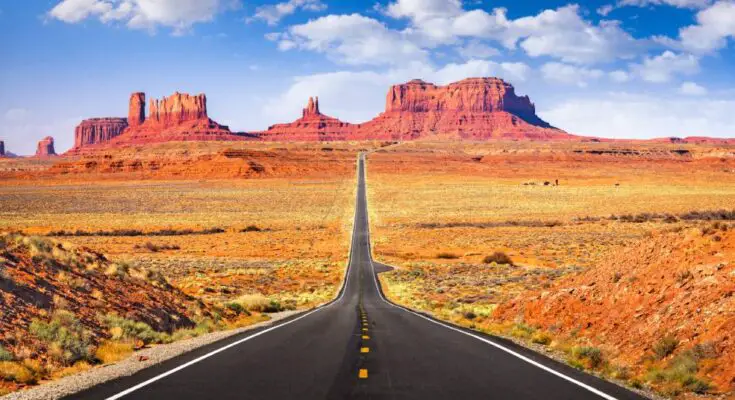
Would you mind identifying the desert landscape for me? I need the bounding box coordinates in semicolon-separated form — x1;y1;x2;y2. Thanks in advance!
1;74;733;399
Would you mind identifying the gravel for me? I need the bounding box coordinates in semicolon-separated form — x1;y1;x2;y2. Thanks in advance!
3;310;301;400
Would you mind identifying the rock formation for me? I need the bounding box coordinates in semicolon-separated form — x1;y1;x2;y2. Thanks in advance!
148;92;208;127
257;97;355;141
256;77;575;141
36;136;56;157
128;92;146;127
0;140;4;157
359;78;572;141
74;118;128;149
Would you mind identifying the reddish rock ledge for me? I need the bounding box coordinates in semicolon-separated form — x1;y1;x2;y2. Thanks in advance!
35;136;56;157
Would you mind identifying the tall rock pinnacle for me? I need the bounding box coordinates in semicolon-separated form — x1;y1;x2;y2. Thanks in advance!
129;92;146;127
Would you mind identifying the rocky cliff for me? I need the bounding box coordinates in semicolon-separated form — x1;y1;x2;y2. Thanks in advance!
148;92;208;127
128;92;146;127
0;140;4;157
359;78;572;141
256;77;574;142
74;118;129;149
35;136;56;157
257;97;356;141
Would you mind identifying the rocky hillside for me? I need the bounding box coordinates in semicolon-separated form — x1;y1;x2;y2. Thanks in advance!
495;223;735;396
0;233;215;393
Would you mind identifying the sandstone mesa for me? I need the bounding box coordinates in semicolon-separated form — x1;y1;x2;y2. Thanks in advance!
62;77;734;152
35;136;56;157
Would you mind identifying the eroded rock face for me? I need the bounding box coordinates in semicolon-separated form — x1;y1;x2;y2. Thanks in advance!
258;97;355;141
361;77;571;141
128;92;146;127
257;77;574;141
36;136;56;157
74;118;128;149
148;92;208;127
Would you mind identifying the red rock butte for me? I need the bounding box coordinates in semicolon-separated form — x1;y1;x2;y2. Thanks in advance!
0;140;5;157
70;92;251;152
256;77;575;141
36;136;56;157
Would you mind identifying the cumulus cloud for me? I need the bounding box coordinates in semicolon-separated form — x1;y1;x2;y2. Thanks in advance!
274;1;645;66
275;14;428;66
617;0;712;8
262;60;532;124
48;0;239;34
250;0;326;26
679;81;708;95
541;62;604;87
540;92;735;139
456;40;500;59
677;1;735;54
631;51;700;82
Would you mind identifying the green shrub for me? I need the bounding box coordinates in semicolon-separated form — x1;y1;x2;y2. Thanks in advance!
29;311;93;365
531;332;552;345
483;252;513;266
653;335;679;359
572;346;604;369
101;314;168;345
0;345;13;361
241;225;262;232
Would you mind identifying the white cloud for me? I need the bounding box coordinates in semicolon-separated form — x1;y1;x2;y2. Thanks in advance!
274;2;644;66
609;69;631;82
617;0;712;8
279;14;428;66
49;0;239;34
456;40;500;59
679;81;708;95
250;0;326;26
540;92;735;139
597;4;615;15
541;62;604;87
510;6;642;64
631;51;699;82
263;60;532;123
678;1;735;54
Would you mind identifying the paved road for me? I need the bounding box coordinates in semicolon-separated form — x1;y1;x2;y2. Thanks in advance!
70;154;646;400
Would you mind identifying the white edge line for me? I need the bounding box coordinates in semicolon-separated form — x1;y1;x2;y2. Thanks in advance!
106;154;364;400
361;154;620;400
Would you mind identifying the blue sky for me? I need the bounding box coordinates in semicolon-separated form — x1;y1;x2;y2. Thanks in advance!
1;0;734;154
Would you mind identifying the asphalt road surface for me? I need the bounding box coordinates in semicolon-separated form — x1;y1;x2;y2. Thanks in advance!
69;154;646;400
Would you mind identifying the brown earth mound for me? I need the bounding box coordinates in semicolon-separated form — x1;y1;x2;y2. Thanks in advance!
0;233;219;392
495;224;735;394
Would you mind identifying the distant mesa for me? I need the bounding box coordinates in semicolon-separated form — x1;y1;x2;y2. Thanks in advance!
71;92;252;152
0;140;4;157
255;77;573;142
66;77;733;149
256;96;355;141
36;136;56;157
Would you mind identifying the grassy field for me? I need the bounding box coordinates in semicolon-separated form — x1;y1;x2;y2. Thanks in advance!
0;175;356;309
367;143;735;396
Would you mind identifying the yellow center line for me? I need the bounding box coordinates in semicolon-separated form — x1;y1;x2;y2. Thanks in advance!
359;369;368;379
362;335;369;340
360;347;370;353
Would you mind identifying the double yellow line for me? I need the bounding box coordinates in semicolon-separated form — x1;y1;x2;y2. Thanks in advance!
359;305;369;379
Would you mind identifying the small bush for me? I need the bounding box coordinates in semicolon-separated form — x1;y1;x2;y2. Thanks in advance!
0;361;36;384
102;314;168;345
436;252;459;259
95;341;135;364
231;294;291;313
483;252;513;266
531;332;552;345
653;335;679;359
29;311;93;365
0;345;13;361
240;225;262;233
572;346;604;369
463;311;477;320
510;323;536;339
225;302;250;316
